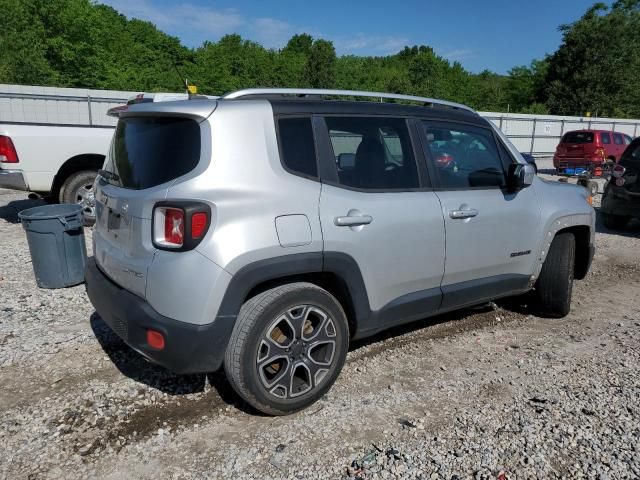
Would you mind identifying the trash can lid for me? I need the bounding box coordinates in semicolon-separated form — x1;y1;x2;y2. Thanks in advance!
18;203;83;221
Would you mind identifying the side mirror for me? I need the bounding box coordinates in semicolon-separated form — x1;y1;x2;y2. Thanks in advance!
507;163;535;192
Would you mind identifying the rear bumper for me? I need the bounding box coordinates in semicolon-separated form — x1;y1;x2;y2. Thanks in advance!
601;186;640;217
0;169;28;190
85;257;234;374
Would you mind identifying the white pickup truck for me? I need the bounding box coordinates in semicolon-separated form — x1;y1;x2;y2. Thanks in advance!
0;92;195;223
0;123;113;222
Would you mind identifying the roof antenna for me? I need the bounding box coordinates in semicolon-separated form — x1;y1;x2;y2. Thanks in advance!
173;61;198;99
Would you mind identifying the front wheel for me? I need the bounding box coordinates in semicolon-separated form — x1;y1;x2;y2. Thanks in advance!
224;283;349;415
60;170;98;226
533;232;575;318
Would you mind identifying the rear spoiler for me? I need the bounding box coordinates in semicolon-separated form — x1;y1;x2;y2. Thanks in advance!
107;92;218;118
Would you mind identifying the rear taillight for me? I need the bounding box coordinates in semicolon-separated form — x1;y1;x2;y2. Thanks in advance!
612;164;626;178
153;202;211;251
594;147;606;160
0;135;18;163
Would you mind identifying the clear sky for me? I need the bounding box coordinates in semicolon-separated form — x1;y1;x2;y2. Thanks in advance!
99;0;607;74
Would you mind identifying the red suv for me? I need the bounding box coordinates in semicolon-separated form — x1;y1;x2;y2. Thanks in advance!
553;130;632;174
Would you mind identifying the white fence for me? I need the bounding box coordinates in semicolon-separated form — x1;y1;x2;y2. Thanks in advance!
1;85;640;155
480;111;640;155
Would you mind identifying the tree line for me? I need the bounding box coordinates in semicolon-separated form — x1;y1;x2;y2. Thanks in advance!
1;0;639;117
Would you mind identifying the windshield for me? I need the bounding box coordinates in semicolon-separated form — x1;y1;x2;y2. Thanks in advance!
103;116;201;189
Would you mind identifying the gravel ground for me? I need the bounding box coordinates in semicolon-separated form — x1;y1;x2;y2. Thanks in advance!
1;183;639;480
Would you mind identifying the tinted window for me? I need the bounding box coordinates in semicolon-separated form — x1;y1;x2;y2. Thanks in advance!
325;117;419;190
562;131;594;144
422;121;506;189
621;140;640;167
601;132;612;144
277;117;318;178
105;117;200;190
624;134;633;145
613;133;624;145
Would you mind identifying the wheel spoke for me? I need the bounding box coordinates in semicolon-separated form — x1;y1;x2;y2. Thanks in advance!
257;303;339;400
286;305;308;339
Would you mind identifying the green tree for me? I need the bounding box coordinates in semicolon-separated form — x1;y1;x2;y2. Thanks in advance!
306;39;336;88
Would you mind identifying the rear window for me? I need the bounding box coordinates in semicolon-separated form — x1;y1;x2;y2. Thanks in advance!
104;117;201;189
562;132;594;144
621;140;640;167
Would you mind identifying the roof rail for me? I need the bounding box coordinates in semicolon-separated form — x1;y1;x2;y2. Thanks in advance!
222;88;476;113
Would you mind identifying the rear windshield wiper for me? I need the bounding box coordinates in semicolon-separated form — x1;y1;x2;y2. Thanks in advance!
98;169;120;182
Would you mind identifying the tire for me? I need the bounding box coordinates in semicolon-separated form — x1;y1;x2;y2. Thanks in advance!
60;170;98;226
603;213;629;230
224;282;349;415
534;232;575;318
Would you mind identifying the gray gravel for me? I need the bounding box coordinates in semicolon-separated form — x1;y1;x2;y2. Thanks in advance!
1;186;639;480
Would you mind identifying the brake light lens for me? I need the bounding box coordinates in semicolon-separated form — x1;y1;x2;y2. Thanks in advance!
152;202;211;251
612;164;626;178
154;207;184;248
146;329;165;350
191;212;208;238
0;135;18;163
594;147;606;160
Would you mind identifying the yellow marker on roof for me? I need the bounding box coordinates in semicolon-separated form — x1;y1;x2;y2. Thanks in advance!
187;84;198;94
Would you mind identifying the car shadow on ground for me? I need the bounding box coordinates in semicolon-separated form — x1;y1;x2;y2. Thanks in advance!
89;312;251;412
0;197;46;224
594;207;640;238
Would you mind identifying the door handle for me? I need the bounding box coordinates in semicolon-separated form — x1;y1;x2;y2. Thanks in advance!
449;208;478;219
334;215;373;227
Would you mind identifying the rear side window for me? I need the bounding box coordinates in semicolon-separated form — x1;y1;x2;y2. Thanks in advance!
421;121;506;189
324;117;419;190
562;131;594;144
601;132;612;144
277;117;318;178
624;134;633;145
613;133;623;145
106;117;201;190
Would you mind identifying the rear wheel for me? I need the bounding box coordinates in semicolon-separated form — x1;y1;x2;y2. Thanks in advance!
534;232;575;318
603;213;630;230
224;283;349;415
60;170;98;225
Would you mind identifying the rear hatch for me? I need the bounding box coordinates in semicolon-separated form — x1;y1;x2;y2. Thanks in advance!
556;131;595;162
94;105;213;297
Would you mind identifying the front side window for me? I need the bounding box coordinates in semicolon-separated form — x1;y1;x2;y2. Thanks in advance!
624;134;633;145
421;121;506;189
601;132;612;144
613;133;623;145
325;117;419;190
277;117;318;178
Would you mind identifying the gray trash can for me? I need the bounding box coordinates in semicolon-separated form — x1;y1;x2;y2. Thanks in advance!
19;203;87;289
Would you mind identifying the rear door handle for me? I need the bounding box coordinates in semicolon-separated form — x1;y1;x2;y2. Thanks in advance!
449;209;478;219
334;215;373;227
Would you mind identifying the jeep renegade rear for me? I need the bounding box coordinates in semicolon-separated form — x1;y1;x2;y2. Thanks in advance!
85;88;595;415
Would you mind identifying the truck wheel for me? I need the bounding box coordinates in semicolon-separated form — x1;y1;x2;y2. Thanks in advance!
603;213;629;230
534;232;575;318
224;282;349;415
60;170;98;226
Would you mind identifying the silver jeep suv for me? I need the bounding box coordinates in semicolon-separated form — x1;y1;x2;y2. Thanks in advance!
85;88;595;415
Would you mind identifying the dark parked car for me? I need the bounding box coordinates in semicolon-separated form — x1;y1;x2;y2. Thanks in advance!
601;137;640;229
